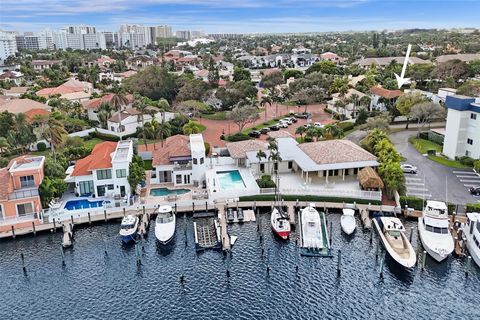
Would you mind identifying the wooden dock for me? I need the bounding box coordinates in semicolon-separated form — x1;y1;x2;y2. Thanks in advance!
217;205;231;251
450;215;467;257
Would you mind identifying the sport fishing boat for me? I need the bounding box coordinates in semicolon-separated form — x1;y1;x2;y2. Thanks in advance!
270;175;290;240
341;208;356;235
300;203;331;257
155;205;176;244
462;212;480;267
418;201;454;262
119;215;139;243
373;216;416;268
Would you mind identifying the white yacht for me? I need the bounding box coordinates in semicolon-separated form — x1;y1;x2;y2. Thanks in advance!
418;201;454;262
373;216;416;268
341;208;356;235
271;206;291;240
300;203;331;256
462;212;480;267
155;205;176;244
119;215;139;243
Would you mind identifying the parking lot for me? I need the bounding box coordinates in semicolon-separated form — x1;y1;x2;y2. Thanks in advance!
390;130;479;206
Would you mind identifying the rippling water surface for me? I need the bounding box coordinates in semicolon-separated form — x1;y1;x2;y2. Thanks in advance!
1;210;478;320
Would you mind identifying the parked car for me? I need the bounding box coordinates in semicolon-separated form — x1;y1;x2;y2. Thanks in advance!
260;127;270;134
269;125;280;131
314;122;323;128
294;112;310;119
281;118;293;125
469;186;480;196
248;130;261;138
400;164;417;174
289;117;298;123
278;122;288;128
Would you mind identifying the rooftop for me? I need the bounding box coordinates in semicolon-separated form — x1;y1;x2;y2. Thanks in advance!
71;142;117;176
0;98;50;114
112;140;133;162
370;86;403;99
225;140;268;159
152;135;191;166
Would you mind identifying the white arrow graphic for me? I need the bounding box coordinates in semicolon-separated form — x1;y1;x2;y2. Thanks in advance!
395;44;411;89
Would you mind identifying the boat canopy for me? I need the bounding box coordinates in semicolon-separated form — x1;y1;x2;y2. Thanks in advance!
380;217;404;232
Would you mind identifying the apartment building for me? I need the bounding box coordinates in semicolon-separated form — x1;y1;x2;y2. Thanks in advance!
443;95;480;159
0;30;17;63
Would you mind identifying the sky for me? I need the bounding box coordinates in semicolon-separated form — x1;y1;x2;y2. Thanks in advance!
1;0;479;34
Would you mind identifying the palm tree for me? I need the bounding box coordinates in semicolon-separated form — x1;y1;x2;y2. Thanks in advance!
348;93;360;118
334;100;347;119
98;102;114;129
0;137;10;156
256;150;267;176
8;113;36;154
322;124;344;140
360;96;371;111
267;140;281;175
260;95;272;121
110;92;130;140
145;119;171;149
182;121;200;135
43;112;67;160
133;97;149;128
295;125;306;140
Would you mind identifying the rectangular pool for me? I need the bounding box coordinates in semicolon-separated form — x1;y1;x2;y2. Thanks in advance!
217;170;246;190
64;199;110;211
150;188;191;197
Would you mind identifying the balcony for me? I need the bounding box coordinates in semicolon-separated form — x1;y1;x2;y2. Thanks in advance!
8;188;40;200
173;163;192;171
0;212;38;226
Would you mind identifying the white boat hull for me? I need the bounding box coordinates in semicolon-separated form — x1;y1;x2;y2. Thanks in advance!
341;216;356;235
271;207;290;240
373;218;416;268
155;215;176;244
418;217;454;262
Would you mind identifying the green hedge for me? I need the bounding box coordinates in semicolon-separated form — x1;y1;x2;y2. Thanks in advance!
467;203;480;212
337;121;355;132
239;194;381;205
89;131;120;142
226;132;250;142
400;196;424;210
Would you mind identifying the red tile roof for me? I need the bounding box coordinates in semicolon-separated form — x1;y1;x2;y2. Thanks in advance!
83;93;134;110
24;108;50;122
152;135;191;166
370;86;403;99
71;142;117;176
36;78;91;96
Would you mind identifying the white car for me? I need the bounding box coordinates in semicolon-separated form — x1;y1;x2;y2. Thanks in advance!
314;122;323;128
278;121;288;128
401;163;417;174
281;118;293;125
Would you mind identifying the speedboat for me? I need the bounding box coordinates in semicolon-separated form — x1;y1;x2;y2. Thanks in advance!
341;208;356;235
155;205;175;244
271;206;291;240
300;203;331;256
418;201;454;262
462;212;480;267
373;216;416;268
227;208;234;223
119;215;139;243
237;208;244;222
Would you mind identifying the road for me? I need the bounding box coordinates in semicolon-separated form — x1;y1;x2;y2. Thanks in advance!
390;130;480;207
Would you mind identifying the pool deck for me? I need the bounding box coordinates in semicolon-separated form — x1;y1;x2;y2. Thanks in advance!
205;166;260;202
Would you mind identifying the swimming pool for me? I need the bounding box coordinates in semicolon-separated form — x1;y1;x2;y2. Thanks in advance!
150;188;191;197
64;199;110;211
217;170;246;190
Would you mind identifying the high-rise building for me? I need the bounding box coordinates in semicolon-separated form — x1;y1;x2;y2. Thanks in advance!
15;29;54;51
175;30;191;40
0;30;18;63
98;32;121;49
119;24;150;49
53;25;103;50
150;25;172;44
190;30;205;39
66;25;96;34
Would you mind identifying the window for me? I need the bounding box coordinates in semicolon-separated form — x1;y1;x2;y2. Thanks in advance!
79;181;94;195
116;169;127;178
20;175;35;188
0;205;3;220
471;113;477;120
193;158;197;165
200;157;204;164
176;174;182;184
107;184;114;190
17;203;34;216
288;161;293;169
467;138;473;145
97;169;112;180
260;163;265;172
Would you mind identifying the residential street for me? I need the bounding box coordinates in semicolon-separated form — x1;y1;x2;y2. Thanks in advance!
390;130;480;207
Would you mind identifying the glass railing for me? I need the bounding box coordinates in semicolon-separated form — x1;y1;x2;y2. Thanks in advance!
8;188;39;200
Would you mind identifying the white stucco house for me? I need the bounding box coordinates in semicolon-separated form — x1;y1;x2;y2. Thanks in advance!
107;108;175;136
149;134;206;187
65;140;134;198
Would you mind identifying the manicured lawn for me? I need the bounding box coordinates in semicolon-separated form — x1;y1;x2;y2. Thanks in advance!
143;160;153;170
427;155;471;169
409;137;443;154
82;138;106;149
202;111;227;120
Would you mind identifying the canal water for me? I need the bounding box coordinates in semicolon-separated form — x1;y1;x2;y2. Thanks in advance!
1;210;478;320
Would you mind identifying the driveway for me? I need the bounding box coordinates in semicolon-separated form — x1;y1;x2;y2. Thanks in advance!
390;130;478;207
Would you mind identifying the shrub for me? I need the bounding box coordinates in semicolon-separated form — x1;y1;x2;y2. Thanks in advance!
256;175;276;188
337;121;355;132
36;142;47;151
400;196;424;210
324;107;333;114
239;194;381;205
0;157;9;168
226;132;250;142
204;142;210;155
89;131;120;142
458;156;474;166
427;149;436;156
474;160;480;173
467;203;480;212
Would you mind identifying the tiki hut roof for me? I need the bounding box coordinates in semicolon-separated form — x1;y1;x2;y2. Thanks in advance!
357;167;384;189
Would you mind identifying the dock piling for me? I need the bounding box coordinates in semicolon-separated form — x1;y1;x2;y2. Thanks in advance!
123;207;126;217
88;212;91;225
337;250;342;278
32;222;36;236
11;225;15;239
53;219;56;232
409;227;414;243
329;221;333;246
192;202;195;214
369;227;373;244
376;238;380;259
70;215;74;226
104;210;107;222
422;250;426;270
466;256;471;277
60;246;65;267
21;253;26;273
379;251;385;279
